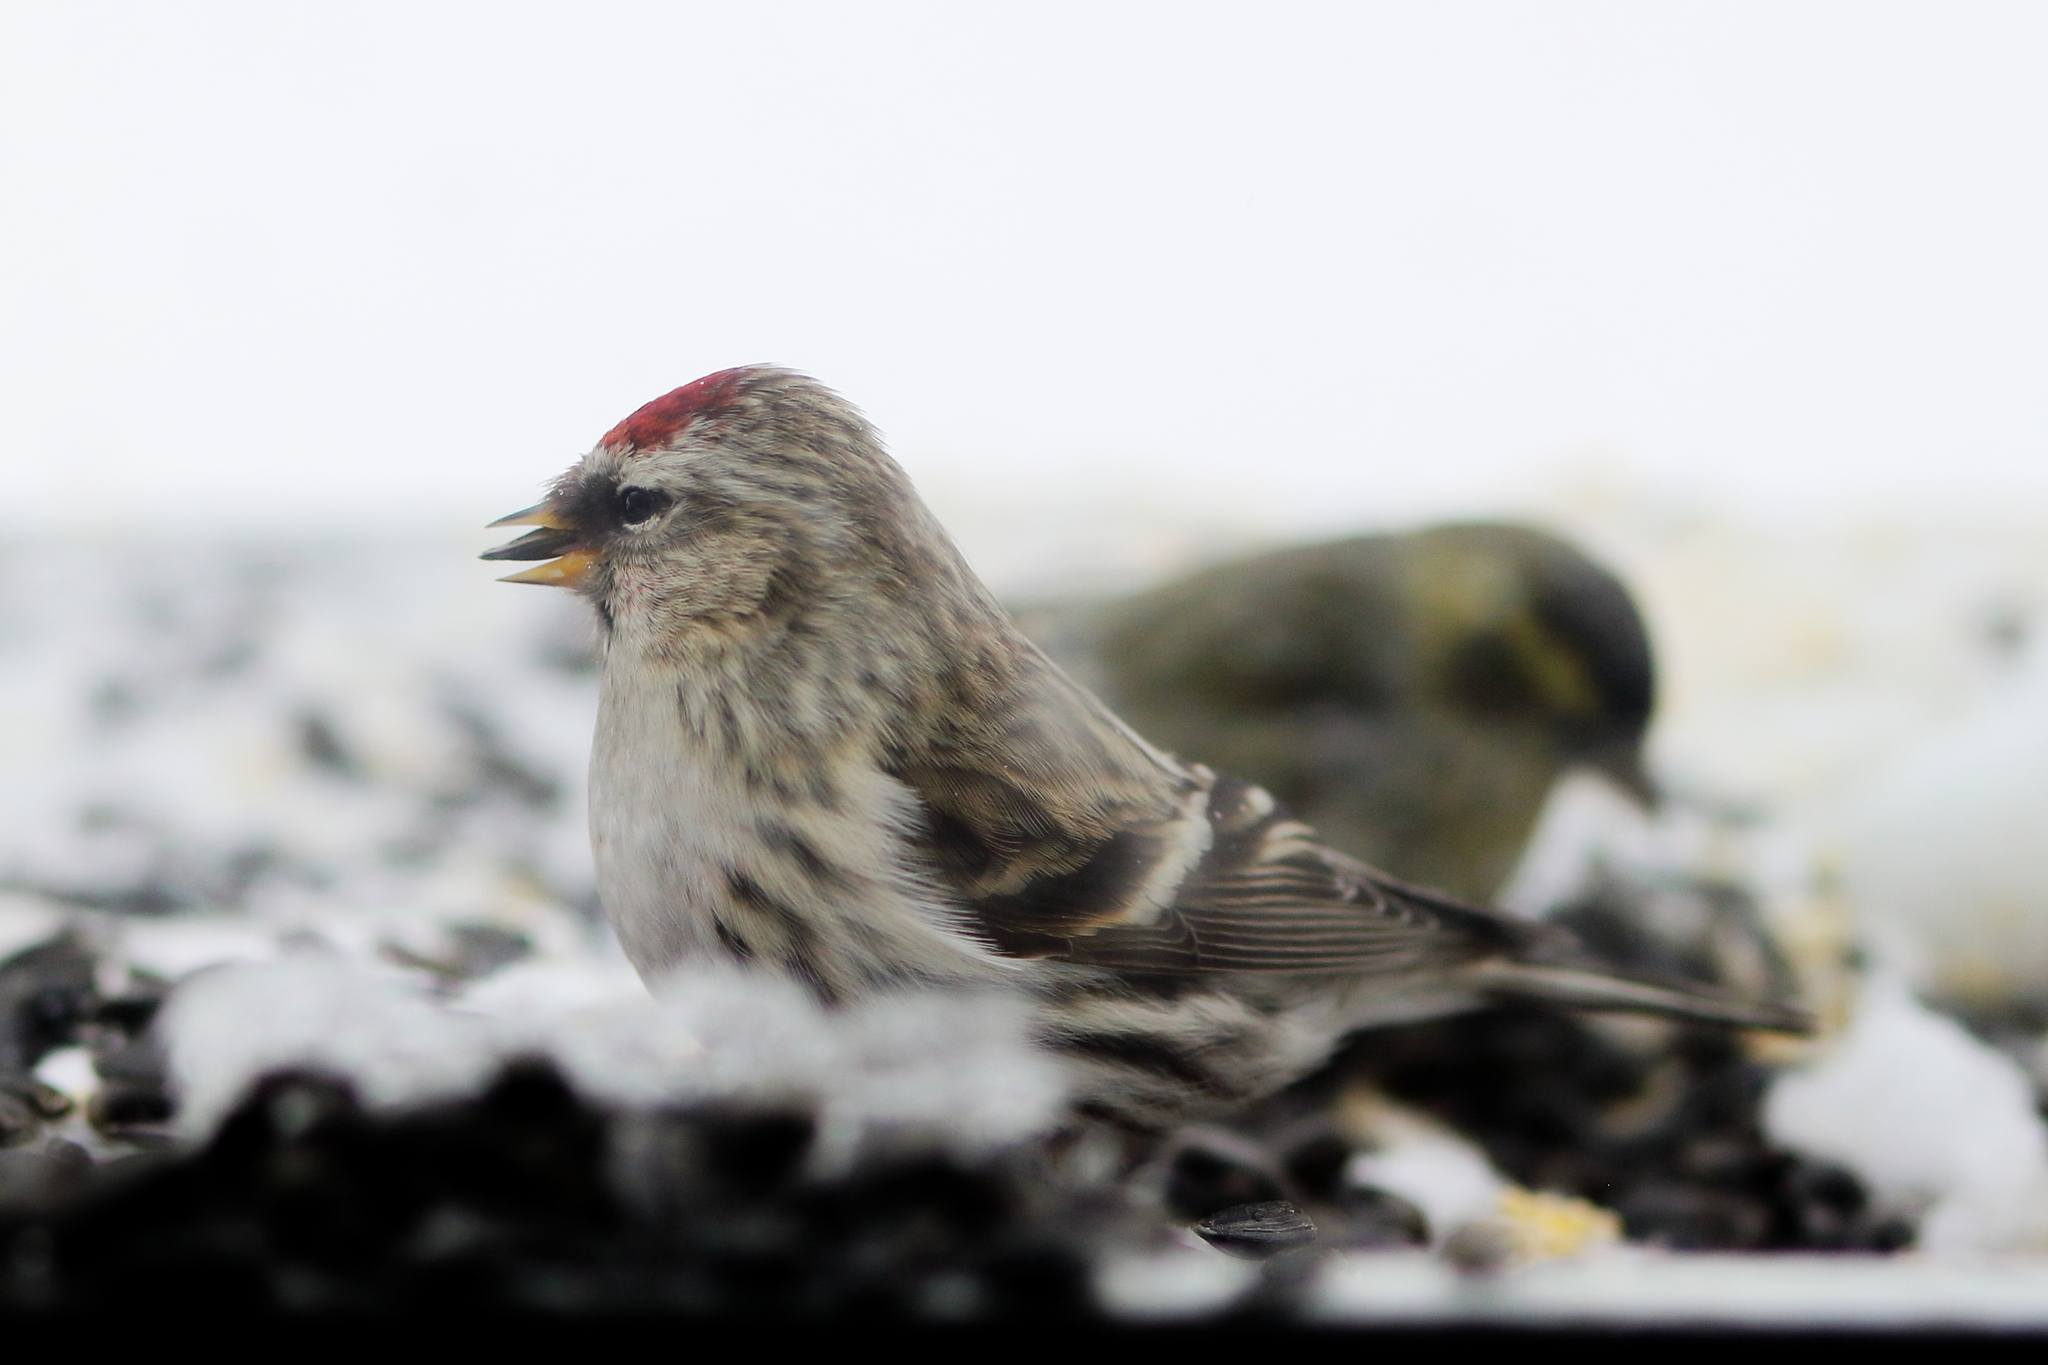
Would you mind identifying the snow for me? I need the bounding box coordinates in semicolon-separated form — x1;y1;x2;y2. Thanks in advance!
0;533;599;929
163;953;1067;1160
1838;648;2048;1006
10;495;2048;1317
1094;1243;1261;1321
1343;1112;1506;1244
1312;1251;2048;1328
1765;972;2048;1256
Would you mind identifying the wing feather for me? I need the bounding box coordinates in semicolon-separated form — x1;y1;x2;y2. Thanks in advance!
943;765;1809;1031
1027;774;1537;976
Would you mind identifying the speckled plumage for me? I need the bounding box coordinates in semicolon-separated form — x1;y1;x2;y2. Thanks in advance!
486;367;1806;1126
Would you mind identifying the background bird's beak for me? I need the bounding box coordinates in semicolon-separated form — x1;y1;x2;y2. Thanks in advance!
1587;738;1660;810
481;503;596;588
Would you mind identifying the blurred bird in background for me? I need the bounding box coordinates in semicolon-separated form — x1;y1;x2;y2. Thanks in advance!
485;366;1804;1130
1017;515;1861;1251
1026;526;1656;905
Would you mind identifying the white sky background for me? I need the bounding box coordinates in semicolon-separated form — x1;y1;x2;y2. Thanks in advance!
2;2;2043;560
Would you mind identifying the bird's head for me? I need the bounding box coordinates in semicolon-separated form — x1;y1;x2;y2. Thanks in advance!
1416;524;1660;807
483;367;935;651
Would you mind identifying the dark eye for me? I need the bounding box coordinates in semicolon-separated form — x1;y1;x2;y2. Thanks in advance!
617;486;672;525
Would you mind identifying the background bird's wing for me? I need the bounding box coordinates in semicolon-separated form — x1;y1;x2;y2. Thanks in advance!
1041;774;1536;976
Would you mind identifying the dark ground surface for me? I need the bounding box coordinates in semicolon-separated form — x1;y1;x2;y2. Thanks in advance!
0;1062;1106;1318
0;897;1909;1320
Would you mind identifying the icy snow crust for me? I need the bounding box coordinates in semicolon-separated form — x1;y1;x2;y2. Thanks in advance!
0;533;1067;1161
9;515;2048;1322
0;534;599;926
164;955;1067;1160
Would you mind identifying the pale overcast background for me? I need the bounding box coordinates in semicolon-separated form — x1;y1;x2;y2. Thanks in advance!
9;2;2048;1267
2;2;2043;551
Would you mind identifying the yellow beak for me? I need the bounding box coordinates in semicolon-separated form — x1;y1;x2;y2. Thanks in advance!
496;549;599;589
487;502;571;530
482;501;595;588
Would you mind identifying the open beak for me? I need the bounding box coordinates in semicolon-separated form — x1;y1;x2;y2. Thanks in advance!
481;502;597;589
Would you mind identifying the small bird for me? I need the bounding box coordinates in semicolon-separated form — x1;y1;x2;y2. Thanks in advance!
485;367;1806;1126
1049;525;1656;904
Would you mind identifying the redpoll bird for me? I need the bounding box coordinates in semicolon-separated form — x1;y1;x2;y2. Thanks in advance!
485;367;1806;1125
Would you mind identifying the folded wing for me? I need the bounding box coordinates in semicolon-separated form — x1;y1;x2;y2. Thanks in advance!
1027;773;1538;977
983;774;1810;1033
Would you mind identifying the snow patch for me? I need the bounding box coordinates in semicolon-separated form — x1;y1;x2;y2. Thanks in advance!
1766;973;2048;1255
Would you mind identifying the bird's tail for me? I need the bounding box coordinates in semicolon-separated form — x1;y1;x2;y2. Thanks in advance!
1473;961;1814;1034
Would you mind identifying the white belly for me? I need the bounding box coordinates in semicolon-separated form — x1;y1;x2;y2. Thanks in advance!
588;667;756;977
589;660;1008;993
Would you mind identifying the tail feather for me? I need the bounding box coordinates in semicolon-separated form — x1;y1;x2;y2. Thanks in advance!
1474;960;1814;1034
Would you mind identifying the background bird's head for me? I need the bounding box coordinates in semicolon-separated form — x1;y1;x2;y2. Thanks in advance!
1082;523;1658;900
482;367;949;658
1398;524;1657;807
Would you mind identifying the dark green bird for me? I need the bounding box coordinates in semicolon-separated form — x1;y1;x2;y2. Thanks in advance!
1023;524;1655;904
